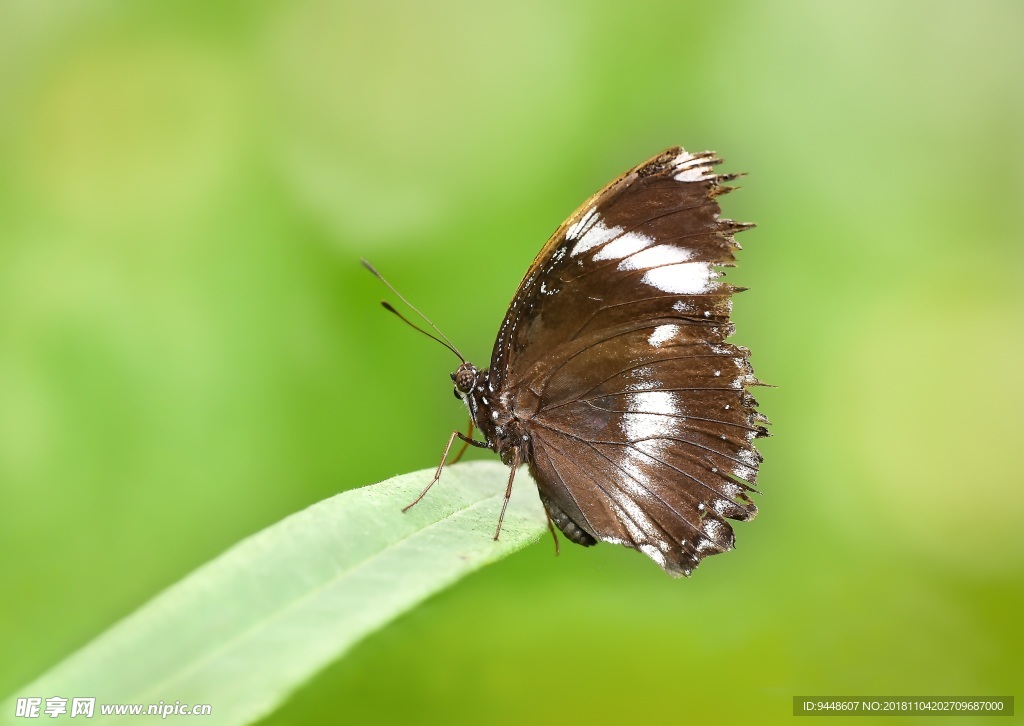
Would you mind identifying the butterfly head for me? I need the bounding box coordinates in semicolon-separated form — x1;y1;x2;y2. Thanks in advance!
451;362;479;400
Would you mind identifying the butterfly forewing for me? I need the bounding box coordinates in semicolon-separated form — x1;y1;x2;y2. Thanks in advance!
492;147;765;576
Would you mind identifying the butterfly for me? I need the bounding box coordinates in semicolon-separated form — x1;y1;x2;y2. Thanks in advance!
368;146;767;576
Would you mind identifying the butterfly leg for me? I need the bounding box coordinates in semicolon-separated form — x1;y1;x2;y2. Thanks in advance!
449;418;475;464
492;447;524;541
543;507;561;556
403;429;489;513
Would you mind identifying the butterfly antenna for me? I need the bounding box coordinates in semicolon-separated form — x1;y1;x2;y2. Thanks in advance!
362;259;465;362
379;302;464;362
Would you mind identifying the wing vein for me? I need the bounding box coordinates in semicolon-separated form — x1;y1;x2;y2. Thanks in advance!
532;420;703;542
581;399;763;433
538;352;745;412
534;442;597;535
533;420;750;515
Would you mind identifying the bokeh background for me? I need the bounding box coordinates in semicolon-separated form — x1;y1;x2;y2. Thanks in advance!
2;1;1022;723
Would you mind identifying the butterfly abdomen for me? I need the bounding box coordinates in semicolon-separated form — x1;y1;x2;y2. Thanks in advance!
538;490;597;547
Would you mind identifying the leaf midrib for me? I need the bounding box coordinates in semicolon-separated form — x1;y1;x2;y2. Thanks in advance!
113;487;506;705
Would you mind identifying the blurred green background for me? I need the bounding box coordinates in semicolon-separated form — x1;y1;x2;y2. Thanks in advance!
2;0;1021;723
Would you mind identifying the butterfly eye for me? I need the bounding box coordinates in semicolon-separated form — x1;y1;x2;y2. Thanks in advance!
454;366;476;393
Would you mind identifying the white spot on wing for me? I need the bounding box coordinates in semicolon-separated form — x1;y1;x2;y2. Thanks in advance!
623;367;655;393
593;230;653;262
618;244;692;271
616;501;648;543
674;166;711;182
628;391;678;417
642;262;716;294
737;448;758;468
696;537;718;554
648;324;679;347
640;543;668;567
565;206;597;241
712;499;733;516
613;452;664;535
621;392;678;442
671;150;716;182
734;464;756;482
570;217;622;257
703;519;725;541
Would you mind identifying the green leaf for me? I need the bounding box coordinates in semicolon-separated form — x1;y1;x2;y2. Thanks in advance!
2;462;545;725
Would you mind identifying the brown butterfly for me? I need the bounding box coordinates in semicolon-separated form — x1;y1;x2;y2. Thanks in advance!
367;146;767;576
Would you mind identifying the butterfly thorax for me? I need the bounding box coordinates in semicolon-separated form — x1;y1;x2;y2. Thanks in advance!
451;362;529;466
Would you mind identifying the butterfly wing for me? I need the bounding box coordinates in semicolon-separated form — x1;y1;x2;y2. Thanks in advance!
492;147;766;576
